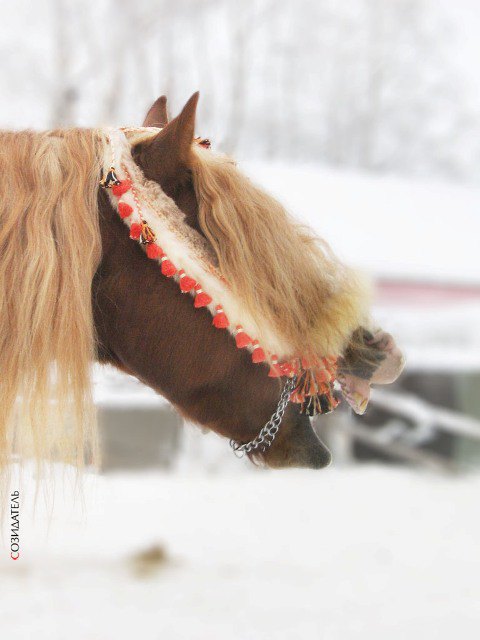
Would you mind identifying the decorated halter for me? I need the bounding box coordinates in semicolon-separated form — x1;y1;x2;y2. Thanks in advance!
100;128;341;450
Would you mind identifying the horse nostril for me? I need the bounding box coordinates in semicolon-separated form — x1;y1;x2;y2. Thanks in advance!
308;444;332;469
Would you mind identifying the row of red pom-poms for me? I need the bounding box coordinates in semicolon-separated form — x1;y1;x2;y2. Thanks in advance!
110;176;294;372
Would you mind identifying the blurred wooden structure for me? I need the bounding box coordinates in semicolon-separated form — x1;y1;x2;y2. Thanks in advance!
94;366;181;471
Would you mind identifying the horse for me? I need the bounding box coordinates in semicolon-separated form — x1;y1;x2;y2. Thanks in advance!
0;92;404;480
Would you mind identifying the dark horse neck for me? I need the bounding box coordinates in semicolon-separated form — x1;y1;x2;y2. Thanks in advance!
92;190;331;469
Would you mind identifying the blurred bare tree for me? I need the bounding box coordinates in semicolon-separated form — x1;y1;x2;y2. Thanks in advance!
0;0;478;183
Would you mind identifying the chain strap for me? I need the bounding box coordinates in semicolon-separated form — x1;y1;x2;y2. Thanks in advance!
230;375;297;458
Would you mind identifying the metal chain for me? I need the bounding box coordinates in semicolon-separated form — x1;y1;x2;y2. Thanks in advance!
230;375;297;458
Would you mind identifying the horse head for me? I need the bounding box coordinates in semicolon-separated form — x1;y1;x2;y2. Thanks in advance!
93;92;335;469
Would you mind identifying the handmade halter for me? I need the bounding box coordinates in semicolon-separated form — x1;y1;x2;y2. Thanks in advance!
100;128;344;452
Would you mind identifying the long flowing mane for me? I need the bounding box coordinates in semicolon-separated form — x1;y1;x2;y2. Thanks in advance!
190;146;368;358
0;129;104;479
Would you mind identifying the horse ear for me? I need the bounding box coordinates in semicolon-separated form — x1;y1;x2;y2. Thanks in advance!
157;91;199;162
143;95;169;128
135;92;199;187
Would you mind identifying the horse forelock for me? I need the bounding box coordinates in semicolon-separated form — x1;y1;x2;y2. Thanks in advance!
189;144;369;358
109;128;369;360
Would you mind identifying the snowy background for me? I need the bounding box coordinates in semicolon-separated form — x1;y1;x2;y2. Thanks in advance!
1;1;480;638
1;464;479;640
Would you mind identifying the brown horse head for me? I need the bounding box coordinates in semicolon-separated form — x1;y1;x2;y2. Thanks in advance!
93;93;332;469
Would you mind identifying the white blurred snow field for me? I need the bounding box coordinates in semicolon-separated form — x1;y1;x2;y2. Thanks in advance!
1;465;478;640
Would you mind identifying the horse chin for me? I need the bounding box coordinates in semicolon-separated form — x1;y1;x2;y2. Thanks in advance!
262;413;332;470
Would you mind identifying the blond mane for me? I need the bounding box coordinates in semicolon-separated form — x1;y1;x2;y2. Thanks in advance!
0;129;104;483
191;146;368;358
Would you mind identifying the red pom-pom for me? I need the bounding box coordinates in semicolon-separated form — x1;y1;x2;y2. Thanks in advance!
268;355;282;378
251;340;266;363
235;325;252;348
288;360;299;376
160;256;177;277
213;305;229;329
112;179;132;196
146;243;162;259
179;269;196;293
195;293;212;307
129;223;142;240
118;202;133;219
194;284;212;308
279;362;294;376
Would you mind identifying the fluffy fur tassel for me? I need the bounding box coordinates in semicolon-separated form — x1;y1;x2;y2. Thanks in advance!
213;305;229;328
194;284;212;308
112;179;132;196
251;340;266;363
179;269;196;293
129;223;142;240
118;202;133;219
160;256;177;277
268;355;282;377
146;243;162;259
235;326;252;348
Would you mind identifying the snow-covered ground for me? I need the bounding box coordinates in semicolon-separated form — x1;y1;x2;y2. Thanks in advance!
1;465;478;639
